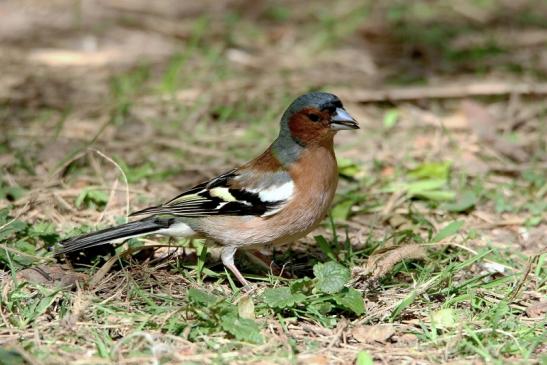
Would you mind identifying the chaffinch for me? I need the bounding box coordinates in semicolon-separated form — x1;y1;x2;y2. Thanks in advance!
57;92;359;287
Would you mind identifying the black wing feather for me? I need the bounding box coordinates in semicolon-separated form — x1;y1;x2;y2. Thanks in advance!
130;169;288;218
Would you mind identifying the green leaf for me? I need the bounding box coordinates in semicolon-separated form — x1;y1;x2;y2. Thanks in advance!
313;261;350;294
0;186;27;201
395;162;456;202
262;287;306;308
314;236;336;261
238;295;255;319
331;199;356;222
0;208;10;223
408;162;451;180
289;278;314;295
28;222;59;244
525;215;542;227
14;240;36;254
495;195;512;213
406;179;448;194
431;308;457;329
386;180;456;202
195;242;207;283
0;219;27;241
187;288;219;306
0;244;35;269
94;335;109;358
390;290;417;320
0;348;28;365
432;220;464;242
34;294;59;320
28;222;56;236
443;191;478;212
356;350;374;365
383;109;399;129
412;190;456;202
220;314;263;344
334;288;365;315
75;188;109;209
337;157;362;178
117;160;157;183
310;302;334;315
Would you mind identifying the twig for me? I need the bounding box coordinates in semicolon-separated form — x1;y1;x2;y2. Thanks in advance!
52;192;77;214
91;149;130;221
335;82;547;103
508;255;537;302
380;191;405;219
0;244;54;262
324;318;348;349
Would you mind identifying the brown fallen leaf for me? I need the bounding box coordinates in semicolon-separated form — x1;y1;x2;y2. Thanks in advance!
360;244;427;281
296;354;329;365
455;151;490;176
441;111;469;130
88;255;118;288
16;265;88;288
395;333;419;345
352;324;395;343
461;100;497;139
462;100;528;162
526;300;547;318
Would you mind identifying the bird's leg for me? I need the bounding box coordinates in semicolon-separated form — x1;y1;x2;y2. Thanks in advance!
221;246;250;288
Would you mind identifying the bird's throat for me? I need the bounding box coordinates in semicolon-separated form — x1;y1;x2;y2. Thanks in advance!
271;135;305;167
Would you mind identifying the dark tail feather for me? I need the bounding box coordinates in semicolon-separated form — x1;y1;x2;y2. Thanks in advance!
56;218;168;255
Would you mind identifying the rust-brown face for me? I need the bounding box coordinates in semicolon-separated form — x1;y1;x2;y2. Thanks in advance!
287;107;335;145
279;92;358;150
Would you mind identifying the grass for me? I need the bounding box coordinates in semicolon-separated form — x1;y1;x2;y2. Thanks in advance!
1;0;546;364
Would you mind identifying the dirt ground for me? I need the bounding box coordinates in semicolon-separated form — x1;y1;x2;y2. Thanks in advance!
0;1;546;364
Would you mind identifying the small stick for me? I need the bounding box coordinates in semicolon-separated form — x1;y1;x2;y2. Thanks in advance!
508;255;538;302
335;82;547;103
91;149;130;221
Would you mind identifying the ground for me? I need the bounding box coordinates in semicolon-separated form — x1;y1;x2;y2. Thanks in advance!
0;1;546;364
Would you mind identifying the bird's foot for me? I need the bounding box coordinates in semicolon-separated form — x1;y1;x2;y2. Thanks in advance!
240;283;257;294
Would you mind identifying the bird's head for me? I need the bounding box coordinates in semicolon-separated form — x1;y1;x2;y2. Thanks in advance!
279;92;358;146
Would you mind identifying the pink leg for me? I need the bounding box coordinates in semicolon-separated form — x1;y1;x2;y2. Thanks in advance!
221;246;250;287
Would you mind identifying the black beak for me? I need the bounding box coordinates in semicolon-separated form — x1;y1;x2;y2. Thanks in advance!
330;108;359;130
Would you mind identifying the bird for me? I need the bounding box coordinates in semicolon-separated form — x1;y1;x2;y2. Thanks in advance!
56;92;359;287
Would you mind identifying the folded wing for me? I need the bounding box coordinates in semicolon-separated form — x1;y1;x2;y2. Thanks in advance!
130;169;294;218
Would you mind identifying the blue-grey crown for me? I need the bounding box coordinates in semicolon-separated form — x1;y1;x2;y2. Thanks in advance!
281;92;342;125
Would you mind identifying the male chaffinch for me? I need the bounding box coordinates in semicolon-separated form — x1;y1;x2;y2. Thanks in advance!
57;92;359;287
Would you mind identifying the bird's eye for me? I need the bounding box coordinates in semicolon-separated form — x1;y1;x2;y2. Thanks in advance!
308;113;320;122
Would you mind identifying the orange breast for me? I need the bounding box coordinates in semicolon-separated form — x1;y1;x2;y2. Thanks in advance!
284;141;338;231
